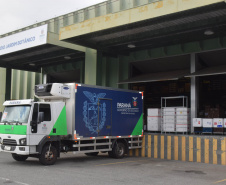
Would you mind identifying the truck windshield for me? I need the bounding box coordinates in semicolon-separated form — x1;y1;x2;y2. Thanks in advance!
0;105;31;123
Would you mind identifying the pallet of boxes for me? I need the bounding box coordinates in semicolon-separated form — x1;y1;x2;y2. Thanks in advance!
162;108;190;133
147;109;161;132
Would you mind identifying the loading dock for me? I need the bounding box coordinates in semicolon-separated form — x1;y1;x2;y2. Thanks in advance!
1;0;226;165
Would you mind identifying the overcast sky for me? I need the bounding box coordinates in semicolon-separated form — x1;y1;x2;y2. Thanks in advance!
0;0;107;35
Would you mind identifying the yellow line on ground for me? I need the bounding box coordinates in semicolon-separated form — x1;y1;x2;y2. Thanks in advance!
214;179;226;184
95;160;147;166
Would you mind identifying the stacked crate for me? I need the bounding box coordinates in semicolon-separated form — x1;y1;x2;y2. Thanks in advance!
176;108;190;132
202;119;213;133
147;109;161;131
193;118;203;133
213;118;224;134
162;108;175;132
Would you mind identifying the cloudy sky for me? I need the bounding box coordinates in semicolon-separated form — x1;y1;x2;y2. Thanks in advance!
0;0;106;35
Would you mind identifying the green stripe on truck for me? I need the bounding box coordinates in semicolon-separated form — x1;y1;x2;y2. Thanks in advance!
0;125;27;135
131;114;143;136
50;106;67;136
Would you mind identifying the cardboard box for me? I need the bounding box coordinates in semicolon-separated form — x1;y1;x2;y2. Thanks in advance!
163;118;175;123
176;108;190;116
203;119;213;128
163;108;175;112
176;123;190;132
176;127;190;132
147;108;161;116
193;118;202;127
163;108;175;116
162;124;175;132
176;108;190;112
176;115;189;121
163;115;175;120
147;117;161;131
213;118;223;128
176;119;189;124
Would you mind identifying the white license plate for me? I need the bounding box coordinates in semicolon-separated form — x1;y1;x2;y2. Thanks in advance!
4;146;11;151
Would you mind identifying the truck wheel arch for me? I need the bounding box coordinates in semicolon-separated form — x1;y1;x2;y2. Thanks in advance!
112;139;129;154
37;136;61;157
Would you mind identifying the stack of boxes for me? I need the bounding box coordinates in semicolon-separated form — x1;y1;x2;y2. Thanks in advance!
176;108;190;132
213;118;223;134
162;108;175;132
193;118;225;134
147;109;161;131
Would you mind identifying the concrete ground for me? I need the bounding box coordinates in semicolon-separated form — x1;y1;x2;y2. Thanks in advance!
0;152;225;185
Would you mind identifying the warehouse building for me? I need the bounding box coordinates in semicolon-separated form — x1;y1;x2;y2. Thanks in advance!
0;0;226;165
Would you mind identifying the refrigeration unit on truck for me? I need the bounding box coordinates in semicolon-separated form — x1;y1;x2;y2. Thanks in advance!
0;83;143;165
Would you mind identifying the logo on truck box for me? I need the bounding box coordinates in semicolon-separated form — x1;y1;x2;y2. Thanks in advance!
83;91;106;134
132;97;138;107
117;97;139;115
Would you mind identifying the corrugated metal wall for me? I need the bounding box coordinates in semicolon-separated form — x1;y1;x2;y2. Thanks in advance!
11;70;42;100
0;69;42;112
0;68;6;112
0;0;162;38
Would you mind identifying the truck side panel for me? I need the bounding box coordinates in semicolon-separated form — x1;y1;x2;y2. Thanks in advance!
75;86;143;137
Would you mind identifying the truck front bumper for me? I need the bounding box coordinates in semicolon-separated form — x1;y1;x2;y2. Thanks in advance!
0;144;30;155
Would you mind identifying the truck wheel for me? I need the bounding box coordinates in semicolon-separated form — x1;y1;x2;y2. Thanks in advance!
39;145;57;165
112;142;125;159
12;154;28;161
85;152;99;156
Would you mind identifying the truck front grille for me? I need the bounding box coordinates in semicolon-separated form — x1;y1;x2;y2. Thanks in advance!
3;139;17;146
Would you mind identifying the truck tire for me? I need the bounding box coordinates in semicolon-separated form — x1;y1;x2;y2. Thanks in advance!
85;152;99;156
112;142;125;159
12;154;28;161
39;145;57;165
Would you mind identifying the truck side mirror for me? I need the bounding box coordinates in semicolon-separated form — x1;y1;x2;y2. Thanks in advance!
0;112;2;121
38;112;44;123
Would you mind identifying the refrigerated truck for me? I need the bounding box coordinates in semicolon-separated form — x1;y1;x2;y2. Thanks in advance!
0;83;143;165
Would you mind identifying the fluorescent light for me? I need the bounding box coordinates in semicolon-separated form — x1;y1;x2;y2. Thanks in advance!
204;29;214;36
128;44;136;48
64;56;71;60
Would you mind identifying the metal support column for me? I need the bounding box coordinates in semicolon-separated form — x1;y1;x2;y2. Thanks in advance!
43;74;47;84
85;48;102;85
190;53;199;133
85;48;97;85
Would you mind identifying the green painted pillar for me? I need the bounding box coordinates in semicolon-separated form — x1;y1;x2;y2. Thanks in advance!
0;68;6;112
5;68;11;101
84;48;102;85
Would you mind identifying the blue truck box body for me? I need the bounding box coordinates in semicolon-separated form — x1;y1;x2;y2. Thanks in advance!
75;85;143;137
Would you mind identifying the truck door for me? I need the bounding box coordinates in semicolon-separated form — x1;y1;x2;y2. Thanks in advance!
98;99;112;136
29;103;53;145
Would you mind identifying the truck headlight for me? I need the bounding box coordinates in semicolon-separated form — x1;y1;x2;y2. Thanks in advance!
19;138;26;146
